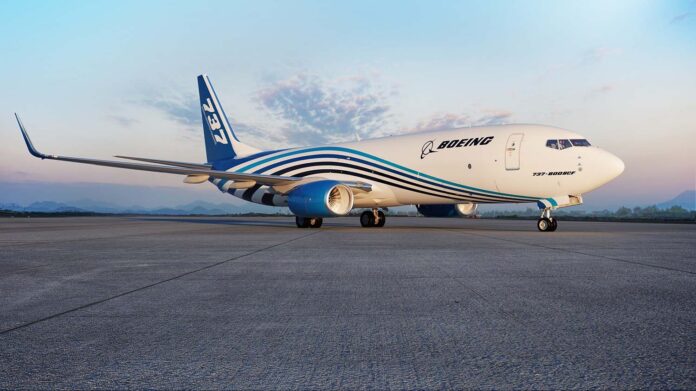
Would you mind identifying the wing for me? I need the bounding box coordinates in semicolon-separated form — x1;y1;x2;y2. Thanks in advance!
15;114;373;193
15;114;299;187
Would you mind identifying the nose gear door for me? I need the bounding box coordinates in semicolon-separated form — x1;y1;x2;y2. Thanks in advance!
505;133;524;170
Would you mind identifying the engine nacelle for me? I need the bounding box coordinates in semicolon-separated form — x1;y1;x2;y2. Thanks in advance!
288;180;354;217
416;203;478;218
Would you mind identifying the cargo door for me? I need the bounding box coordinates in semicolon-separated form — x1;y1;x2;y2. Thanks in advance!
505;133;524;170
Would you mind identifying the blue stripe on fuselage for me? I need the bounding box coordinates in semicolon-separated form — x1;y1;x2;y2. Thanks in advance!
249;154;525;202
230;146;538;201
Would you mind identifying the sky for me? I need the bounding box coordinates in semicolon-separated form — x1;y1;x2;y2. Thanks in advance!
0;0;694;209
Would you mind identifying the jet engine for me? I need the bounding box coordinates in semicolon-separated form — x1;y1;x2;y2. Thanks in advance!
288;180;354;217
416;203;478;218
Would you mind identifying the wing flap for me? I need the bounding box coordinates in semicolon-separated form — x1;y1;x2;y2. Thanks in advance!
115;155;212;169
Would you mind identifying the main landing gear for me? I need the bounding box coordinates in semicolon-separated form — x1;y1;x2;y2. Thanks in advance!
295;209;387;229
360;209;386;228
295;216;323;228
537;208;558;232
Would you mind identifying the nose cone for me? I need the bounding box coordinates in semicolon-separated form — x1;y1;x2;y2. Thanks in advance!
606;152;625;181
577;148;625;193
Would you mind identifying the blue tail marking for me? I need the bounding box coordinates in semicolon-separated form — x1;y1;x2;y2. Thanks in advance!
198;74;238;163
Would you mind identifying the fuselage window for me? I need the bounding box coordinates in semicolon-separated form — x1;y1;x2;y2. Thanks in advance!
570;139;591;146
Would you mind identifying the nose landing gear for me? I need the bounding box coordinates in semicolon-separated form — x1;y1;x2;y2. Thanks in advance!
537;208;558;232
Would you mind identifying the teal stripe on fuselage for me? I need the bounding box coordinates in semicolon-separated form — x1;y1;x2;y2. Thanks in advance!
234;146;538;201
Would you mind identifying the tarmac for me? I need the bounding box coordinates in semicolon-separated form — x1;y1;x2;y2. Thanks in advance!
0;216;695;389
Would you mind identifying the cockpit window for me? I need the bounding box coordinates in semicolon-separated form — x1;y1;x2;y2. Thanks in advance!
570;139;591;146
558;139;572;149
546;139;573;150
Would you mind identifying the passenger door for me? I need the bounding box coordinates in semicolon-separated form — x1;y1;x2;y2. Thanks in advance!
505;133;524;170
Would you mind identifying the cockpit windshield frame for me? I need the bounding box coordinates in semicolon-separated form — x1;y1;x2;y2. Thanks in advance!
570;139;591;147
546;138;591;150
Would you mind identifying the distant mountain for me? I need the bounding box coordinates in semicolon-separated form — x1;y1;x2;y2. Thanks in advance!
657;190;695;211
0;181;280;214
0;181;241;209
24;201;86;213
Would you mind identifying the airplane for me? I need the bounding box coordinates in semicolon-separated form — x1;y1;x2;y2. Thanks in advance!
15;74;624;231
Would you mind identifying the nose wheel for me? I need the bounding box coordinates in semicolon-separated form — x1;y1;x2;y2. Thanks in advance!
537;209;558;232
360;209;386;227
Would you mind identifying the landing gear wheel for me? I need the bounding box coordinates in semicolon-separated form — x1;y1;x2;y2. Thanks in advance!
295;216;309;228
309;217;323;228
549;219;558;232
360;211;375;227
295;216;310;228
537;217;552;232
375;211;386;227
296;216;323;228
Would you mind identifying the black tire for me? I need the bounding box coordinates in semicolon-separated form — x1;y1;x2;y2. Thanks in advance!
295;216;310;228
360;211;374;227
375;211;386;227
537;217;551;232
309;218;323;228
549;219;558;232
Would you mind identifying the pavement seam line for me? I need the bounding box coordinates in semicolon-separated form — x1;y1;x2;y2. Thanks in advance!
442;228;696;276
0;231;320;336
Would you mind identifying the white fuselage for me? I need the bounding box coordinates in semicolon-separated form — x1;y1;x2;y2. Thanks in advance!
212;124;624;209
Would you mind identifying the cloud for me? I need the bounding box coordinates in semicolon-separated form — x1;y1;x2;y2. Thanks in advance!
591;84;615;94
228;120;285;148
108;115;139;127
136;74;394;147
411;113;472;133
410;110;513;133
581;47;622;64
671;12;692;24
540;47;622;80
476;110;514;126
140;93;200;130
584;84;616;100
257;73;392;145
136;74;511;148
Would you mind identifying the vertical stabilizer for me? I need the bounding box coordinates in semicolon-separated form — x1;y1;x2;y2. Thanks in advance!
197;74;260;162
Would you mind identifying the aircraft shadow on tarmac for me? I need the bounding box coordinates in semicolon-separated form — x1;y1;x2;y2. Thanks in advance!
128;217;538;231
129;217;302;227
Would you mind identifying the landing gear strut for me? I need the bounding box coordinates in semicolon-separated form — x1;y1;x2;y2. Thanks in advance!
360;209;386;228
295;216;323;228
537;208;558;232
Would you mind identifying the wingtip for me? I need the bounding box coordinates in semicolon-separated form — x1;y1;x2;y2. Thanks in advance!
14;114;46;159
14;113;23;127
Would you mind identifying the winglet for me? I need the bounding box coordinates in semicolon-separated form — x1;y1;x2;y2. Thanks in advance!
15;114;47;159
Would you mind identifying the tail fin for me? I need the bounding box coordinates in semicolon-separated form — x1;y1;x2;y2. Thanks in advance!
197;74;259;162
